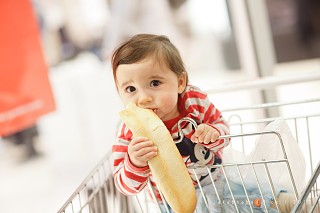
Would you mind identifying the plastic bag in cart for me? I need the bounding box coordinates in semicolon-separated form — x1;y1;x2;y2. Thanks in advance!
223;119;307;195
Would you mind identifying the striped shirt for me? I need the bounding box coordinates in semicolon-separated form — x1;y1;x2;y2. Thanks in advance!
112;85;230;198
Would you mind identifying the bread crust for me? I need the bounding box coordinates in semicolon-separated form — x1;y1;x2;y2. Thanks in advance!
119;103;197;213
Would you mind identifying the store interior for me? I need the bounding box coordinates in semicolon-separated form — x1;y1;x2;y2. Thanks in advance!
0;0;320;212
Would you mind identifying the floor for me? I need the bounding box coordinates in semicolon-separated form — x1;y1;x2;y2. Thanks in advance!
0;52;319;213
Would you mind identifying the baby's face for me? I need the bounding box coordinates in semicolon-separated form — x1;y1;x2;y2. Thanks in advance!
116;57;186;121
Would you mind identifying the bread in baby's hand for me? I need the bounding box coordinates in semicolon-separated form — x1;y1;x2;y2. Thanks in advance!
119;103;197;213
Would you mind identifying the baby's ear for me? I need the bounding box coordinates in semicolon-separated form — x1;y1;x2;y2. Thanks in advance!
178;72;187;94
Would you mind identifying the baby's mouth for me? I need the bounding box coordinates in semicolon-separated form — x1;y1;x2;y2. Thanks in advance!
144;107;158;114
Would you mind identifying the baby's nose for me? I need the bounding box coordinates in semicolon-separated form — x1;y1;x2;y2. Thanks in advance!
138;92;152;105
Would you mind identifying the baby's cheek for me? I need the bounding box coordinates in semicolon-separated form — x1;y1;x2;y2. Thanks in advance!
162;96;178;108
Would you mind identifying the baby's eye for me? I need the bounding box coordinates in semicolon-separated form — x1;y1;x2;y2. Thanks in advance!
150;80;161;87
125;86;136;93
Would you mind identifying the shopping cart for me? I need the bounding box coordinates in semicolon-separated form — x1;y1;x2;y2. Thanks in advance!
57;98;320;213
292;161;320;213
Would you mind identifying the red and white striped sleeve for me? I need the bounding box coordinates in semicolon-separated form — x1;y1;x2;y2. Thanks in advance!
181;85;230;152
112;123;151;195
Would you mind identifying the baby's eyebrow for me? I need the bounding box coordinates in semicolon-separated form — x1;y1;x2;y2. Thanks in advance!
120;80;133;88
149;75;165;79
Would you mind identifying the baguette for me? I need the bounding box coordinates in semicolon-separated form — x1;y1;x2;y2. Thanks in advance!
119;103;197;213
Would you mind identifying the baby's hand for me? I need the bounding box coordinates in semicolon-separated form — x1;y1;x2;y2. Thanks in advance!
191;124;220;144
128;136;158;168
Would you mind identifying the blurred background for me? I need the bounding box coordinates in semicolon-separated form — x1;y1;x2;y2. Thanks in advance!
0;0;320;212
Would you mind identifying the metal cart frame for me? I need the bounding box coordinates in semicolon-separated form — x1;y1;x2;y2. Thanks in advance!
57;98;320;213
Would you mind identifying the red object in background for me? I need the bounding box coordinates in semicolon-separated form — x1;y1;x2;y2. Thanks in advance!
0;0;56;136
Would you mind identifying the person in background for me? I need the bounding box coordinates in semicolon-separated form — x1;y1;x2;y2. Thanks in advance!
2;125;39;160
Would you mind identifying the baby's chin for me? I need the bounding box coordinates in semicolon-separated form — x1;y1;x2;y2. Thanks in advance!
154;111;163;119
153;110;165;119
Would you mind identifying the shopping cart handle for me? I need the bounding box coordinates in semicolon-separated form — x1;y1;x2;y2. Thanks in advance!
177;117;198;143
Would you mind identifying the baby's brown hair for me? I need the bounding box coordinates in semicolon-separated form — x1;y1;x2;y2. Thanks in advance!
111;34;188;87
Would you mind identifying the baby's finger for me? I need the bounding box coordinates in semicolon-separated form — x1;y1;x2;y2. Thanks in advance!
193;125;205;137
202;132;212;144
197;127;209;143
132;140;154;151
135;145;157;157
191;134;198;143
210;131;220;142
131;136;148;145
141;148;158;161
